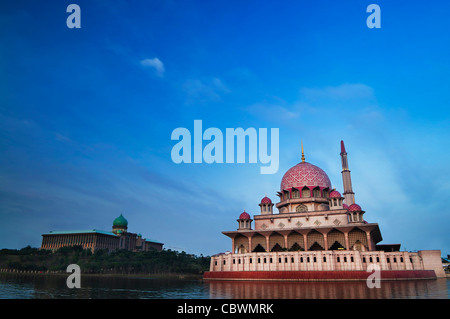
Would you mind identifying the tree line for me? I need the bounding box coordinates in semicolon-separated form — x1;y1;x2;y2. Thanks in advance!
0;245;210;275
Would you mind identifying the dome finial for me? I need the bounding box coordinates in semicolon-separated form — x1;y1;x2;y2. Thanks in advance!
301;140;305;163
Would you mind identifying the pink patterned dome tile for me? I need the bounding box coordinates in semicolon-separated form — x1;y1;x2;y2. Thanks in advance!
281;162;332;191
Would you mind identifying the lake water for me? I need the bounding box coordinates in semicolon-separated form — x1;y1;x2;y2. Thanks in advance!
0;273;448;299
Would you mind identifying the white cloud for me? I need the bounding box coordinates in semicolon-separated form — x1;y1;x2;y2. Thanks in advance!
140;57;165;77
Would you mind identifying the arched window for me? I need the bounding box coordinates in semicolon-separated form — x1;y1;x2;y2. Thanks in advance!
302;187;310;198
313;187;321;198
292;188;299;198
287;232;304;251
234;235;249;253
349;229;368;251
307;230;325;251
269;233;284;252
251;234;267;252
296;204;308;213
327;229;346;250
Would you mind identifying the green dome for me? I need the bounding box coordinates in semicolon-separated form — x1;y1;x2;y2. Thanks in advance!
113;214;128;227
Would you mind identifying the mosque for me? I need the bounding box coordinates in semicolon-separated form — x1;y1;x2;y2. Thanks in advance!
40;214;163;253
204;141;445;281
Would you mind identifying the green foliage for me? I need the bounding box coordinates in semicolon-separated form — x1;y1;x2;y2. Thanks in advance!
78;249;210;274
0;245;52;256
0;246;210;275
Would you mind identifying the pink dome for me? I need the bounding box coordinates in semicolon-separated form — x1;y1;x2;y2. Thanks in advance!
348;203;362;212
260;196;272;204
281;162;332;191
239;211;250;220
329;190;342;198
343;203;349;209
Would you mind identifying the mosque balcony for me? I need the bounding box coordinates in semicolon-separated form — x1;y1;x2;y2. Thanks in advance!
276;197;329;208
254;209;348;220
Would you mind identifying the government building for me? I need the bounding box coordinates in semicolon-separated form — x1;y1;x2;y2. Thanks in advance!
41;214;163;253
204;141;445;281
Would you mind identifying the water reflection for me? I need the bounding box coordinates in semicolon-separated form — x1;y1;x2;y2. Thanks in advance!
207;279;449;299
0;273;448;299
0;274;209;299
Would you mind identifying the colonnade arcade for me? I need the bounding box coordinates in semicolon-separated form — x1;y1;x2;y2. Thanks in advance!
227;226;380;254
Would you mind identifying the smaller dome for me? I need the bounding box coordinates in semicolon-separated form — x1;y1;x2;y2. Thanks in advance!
239;211;251;220
329;190;342;198
113;214;128;227
260;196;272;204
343;203;349;209
348;203;362;212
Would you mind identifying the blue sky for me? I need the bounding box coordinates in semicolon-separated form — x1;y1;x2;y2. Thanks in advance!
1;0;449;256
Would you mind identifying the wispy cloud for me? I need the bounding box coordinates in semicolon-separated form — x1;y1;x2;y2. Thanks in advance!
299;83;375;102
140;57;165;77
182;77;230;104
246;100;301;123
245;83;379;126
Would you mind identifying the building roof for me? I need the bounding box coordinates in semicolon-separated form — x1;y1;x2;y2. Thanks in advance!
239;211;251;220
42;229;117;236
329;190;342;198
348;203;362;212
144;238;164;245
260;196;272;204
42;229;163;244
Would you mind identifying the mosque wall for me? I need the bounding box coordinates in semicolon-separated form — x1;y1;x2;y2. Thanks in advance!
209;250;444;277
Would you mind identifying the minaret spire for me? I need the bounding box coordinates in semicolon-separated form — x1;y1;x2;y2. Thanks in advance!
340;140;355;205
301;140;305;163
340;140;346;153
